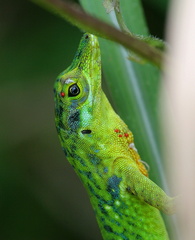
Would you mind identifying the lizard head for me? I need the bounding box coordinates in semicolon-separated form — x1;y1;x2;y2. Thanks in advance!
54;33;101;132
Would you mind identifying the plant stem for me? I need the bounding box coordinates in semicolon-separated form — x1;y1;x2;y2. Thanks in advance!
114;0;133;36
31;0;163;68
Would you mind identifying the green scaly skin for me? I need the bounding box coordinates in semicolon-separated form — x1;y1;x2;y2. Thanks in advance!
54;33;174;240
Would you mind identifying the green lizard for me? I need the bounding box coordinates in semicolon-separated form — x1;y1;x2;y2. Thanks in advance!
54;33;174;240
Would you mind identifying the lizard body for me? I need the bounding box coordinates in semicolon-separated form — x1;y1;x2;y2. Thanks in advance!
54;33;174;240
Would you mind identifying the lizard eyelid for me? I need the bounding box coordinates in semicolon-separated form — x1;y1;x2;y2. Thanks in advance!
64;78;75;84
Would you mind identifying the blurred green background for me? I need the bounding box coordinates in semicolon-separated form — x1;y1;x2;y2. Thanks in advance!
0;0;169;239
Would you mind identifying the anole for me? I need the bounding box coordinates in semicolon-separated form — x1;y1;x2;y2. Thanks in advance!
54;33;174;240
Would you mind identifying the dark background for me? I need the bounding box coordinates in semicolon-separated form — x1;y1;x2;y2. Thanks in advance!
0;0;169;239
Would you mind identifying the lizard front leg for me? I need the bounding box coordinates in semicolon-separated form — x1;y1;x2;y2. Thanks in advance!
113;157;175;215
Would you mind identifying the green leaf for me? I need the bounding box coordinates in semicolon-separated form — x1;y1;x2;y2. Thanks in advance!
79;0;166;188
79;2;179;237
79;1;180;237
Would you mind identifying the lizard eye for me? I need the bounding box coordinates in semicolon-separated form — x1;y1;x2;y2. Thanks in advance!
68;84;80;97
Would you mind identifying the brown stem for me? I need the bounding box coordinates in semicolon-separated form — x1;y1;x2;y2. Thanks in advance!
31;0;163;68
